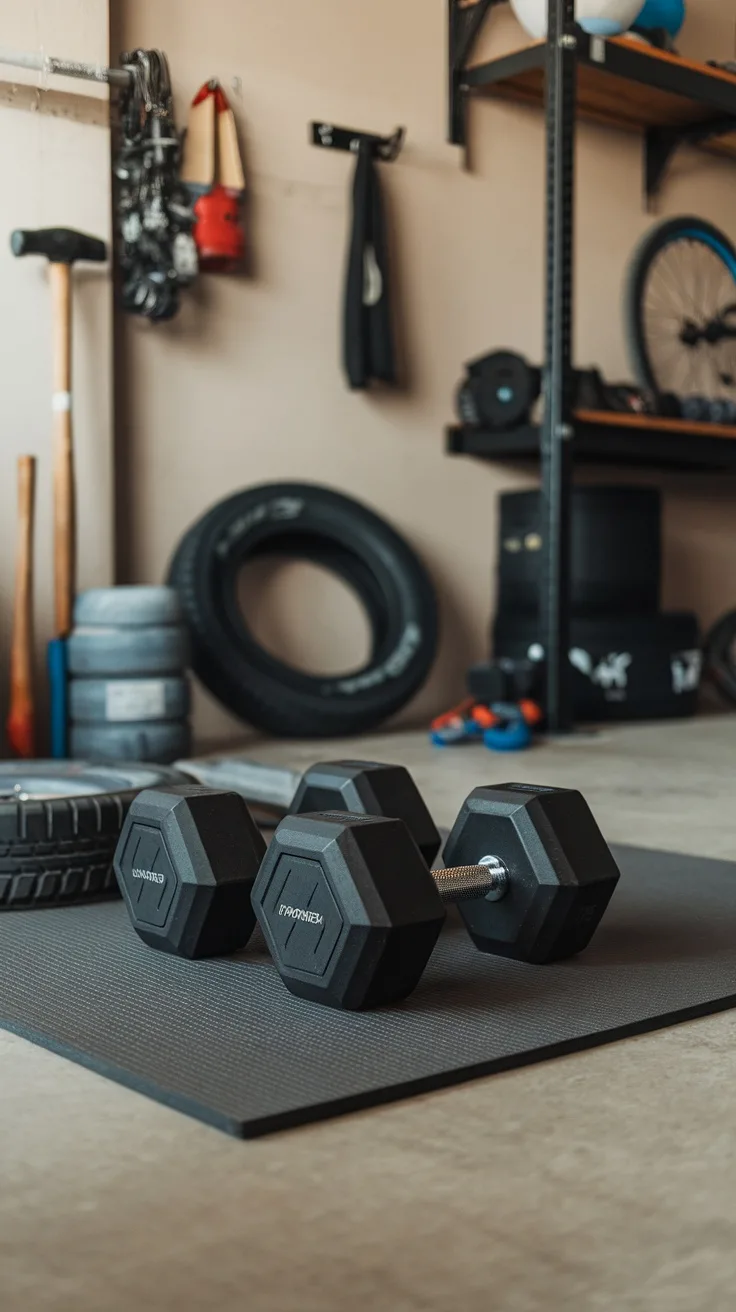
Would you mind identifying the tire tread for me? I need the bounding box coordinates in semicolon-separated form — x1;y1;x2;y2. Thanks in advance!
0;790;139;910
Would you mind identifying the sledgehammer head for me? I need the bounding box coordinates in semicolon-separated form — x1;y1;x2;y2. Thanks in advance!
10;227;107;265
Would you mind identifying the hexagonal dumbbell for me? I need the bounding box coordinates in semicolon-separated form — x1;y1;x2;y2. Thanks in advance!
251;782;621;1009
114;785;266;958
442;783;621;964
290;761;440;867
113;761;440;958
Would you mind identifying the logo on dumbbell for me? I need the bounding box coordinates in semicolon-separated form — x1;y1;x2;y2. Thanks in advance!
278;904;324;926
131;867;166;885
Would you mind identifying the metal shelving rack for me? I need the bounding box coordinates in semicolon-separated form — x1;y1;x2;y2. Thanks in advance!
448;0;736;732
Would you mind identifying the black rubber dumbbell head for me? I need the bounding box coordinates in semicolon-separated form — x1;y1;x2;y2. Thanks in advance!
251;812;445;1010
290;761;441;866
114;785;266;958
442;783;620;964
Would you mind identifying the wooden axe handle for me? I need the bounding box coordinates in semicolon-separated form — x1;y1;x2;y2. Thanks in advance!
7;455;37;758
49;260;75;638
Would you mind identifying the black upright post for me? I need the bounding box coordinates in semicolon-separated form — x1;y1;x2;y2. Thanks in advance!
540;0;577;733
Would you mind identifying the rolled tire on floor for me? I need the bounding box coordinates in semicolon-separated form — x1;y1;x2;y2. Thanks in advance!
74;585;184;628
703;610;736;705
493;611;702;720
67;625;190;677
0;761;187;910
69;676;190;724
70;721;192;765
167;483;439;738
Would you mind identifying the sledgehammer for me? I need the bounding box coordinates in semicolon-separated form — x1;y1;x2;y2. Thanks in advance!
11;227;107;757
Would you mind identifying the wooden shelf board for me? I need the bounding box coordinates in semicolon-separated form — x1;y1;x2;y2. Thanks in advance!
576;408;736;441
467;36;736;156
446;410;736;472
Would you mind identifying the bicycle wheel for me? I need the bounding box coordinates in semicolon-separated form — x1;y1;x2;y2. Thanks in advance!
626;216;736;399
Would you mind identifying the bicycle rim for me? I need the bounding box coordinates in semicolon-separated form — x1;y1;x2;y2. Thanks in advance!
628;219;736;398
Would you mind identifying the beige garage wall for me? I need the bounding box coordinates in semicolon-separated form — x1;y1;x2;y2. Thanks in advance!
0;1;113;742
112;0;736;745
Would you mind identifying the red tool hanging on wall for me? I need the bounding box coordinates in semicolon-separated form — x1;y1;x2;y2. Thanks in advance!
181;81;246;271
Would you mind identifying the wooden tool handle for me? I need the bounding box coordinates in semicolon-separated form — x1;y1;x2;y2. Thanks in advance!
49;260;75;637
7;456;37;758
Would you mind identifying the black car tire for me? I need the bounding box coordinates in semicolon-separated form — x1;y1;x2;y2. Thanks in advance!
0;762;187;910
168;483;439;738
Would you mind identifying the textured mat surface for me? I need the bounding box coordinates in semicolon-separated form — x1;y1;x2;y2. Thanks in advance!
1;843;735;1138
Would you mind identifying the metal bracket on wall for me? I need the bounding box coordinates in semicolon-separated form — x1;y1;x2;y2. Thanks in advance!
645;116;736;208
448;0;503;147
310;122;406;161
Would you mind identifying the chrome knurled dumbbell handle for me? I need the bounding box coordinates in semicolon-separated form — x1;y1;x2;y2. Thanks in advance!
433;855;508;904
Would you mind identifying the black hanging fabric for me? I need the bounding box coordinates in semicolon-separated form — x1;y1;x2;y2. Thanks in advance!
343;141;398;390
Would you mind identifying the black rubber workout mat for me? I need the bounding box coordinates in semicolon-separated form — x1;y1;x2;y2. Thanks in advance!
1;843;735;1138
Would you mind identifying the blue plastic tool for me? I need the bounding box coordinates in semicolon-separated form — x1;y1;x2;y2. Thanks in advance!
48;637;69;759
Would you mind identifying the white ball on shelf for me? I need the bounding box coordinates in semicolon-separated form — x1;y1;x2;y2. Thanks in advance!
510;0;643;39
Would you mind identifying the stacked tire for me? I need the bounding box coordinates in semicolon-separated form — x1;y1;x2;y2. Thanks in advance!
68;587;192;763
493;487;702;721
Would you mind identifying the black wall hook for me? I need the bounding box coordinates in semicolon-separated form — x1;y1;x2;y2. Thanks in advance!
310;122;406;161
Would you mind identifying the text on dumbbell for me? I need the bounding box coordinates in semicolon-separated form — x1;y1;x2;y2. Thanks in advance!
279;904;324;926
132;868;166;885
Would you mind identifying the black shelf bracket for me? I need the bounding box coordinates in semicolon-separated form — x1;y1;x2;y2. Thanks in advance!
645;115;736;208
310;122;406;161
448;0;504;146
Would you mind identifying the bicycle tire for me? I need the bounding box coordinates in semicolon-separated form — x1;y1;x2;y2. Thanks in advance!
626;216;736;395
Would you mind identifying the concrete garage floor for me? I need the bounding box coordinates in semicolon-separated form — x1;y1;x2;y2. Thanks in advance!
2;715;736;1311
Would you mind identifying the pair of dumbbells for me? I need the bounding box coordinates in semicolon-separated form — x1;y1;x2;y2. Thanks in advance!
114;760;621;1010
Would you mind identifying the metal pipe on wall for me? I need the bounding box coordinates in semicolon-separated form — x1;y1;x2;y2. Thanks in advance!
540;0;577;733
0;46;132;89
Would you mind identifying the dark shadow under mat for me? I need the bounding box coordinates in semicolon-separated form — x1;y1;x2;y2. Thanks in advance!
1;843;735;1138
